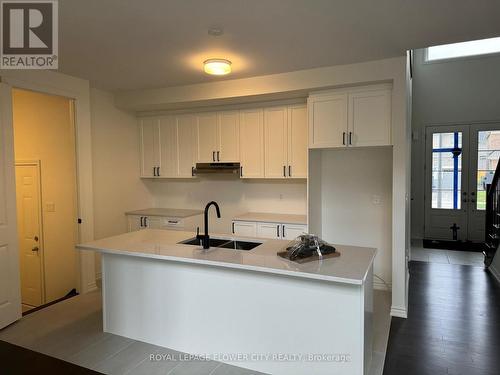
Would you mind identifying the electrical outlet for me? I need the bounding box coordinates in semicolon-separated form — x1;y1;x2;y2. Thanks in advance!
45;202;56;212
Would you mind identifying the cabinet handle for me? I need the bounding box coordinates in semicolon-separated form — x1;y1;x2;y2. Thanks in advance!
232;222;235;234
283;165;286;177
342;132;346;145
240;166;243;177
213;151;215;162
144;217;148;227
192;166;195;176
140;216;144;227
282;224;285;238
217;151;220;161
349;132;352;145
277;225;280;238
288;165;291;177
156;166;160;176
153;167;156;176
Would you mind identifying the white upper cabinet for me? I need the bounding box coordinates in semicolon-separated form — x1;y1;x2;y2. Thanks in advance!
308;93;348;149
159;116;178;178
264;106;288;178
308;85;392;149
140;118;160;177
196;112;218;162
348;88;391;147
287;104;308;178
176;114;196;177
218;111;239;162
239;108;265;178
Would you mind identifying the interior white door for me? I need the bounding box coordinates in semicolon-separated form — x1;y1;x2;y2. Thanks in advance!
424;126;470;240
176;114;196;177
0;83;22;329
218;111;240;162
264;107;287;178
196;112;218;162
239;109;264;178
140;118;160;177
159;116;178;177
287;104;308;178
15;163;43;308
467;124;500;242
308;93;348;148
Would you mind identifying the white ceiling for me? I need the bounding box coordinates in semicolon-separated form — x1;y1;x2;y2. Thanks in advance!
58;0;500;91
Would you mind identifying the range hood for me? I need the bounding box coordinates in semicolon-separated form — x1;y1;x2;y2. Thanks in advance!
193;162;240;175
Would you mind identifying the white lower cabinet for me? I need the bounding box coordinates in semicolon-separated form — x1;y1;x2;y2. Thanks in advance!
126;214;201;232
233;220;307;240
232;221;257;237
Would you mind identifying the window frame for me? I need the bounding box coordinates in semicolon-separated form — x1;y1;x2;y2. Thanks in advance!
423;39;500;65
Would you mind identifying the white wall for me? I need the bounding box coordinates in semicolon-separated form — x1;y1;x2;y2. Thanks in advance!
90;88;153;276
411;49;500;238
147;177;307;234
310;148;393;288
490;251;500;283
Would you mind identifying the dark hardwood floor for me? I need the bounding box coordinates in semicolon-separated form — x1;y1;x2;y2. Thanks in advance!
383;261;500;375
0;340;102;374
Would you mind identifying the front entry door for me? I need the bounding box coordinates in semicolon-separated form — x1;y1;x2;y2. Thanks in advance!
0;83;22;329
425;124;500;241
425;126;470;240
15;162;44;308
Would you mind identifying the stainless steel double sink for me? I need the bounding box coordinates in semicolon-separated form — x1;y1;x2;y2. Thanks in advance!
179;237;262;251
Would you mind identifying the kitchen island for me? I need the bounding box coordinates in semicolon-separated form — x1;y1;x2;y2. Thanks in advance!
77;229;376;375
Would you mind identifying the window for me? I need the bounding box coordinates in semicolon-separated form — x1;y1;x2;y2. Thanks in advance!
432;132;462;209
476;131;500;210
426;37;500;62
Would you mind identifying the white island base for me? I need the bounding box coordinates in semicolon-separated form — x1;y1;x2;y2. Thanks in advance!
81;230;375;375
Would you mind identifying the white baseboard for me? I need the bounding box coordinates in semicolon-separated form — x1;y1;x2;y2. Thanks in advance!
96;272;102;281
390;306;407;318
373;278;392;291
489;264;500;283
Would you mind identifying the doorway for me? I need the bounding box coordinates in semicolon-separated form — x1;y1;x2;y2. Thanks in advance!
12;88;78;313
424;123;500;242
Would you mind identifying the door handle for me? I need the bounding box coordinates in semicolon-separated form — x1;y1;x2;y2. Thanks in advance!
32;246;39;252
217;151;220;161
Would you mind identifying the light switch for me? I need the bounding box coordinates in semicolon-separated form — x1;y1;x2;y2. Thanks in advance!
45;202;56;212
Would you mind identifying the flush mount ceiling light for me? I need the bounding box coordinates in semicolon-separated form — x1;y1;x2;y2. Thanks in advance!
203;59;232;75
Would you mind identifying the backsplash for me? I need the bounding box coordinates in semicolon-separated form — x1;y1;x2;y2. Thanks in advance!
145;176;307;234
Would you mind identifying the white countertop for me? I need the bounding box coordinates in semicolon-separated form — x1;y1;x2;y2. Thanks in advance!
233;212;307;225
78;229;375;285
125;208;203;218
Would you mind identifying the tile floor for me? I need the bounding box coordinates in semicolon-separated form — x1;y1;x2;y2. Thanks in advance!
410;240;484;267
0;288;392;375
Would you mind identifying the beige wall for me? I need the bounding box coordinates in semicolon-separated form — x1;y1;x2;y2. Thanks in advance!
90;88;153;276
13;88;77;302
147;177;307;234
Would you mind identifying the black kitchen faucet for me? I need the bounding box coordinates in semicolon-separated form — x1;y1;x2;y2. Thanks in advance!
196;201;221;249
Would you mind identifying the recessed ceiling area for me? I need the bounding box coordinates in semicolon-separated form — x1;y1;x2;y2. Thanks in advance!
58;0;500;91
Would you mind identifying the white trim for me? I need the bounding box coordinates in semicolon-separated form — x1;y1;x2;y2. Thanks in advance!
0;71;96;294
390;306;408;318
490;264;500;284
373;278;392;291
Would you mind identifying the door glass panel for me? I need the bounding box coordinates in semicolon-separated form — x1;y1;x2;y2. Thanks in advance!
431;132;462;209
476;130;500;210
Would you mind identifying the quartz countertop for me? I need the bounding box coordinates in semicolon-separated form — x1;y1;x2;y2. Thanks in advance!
78;229;375;285
233;212;307;225
125;208;203;218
